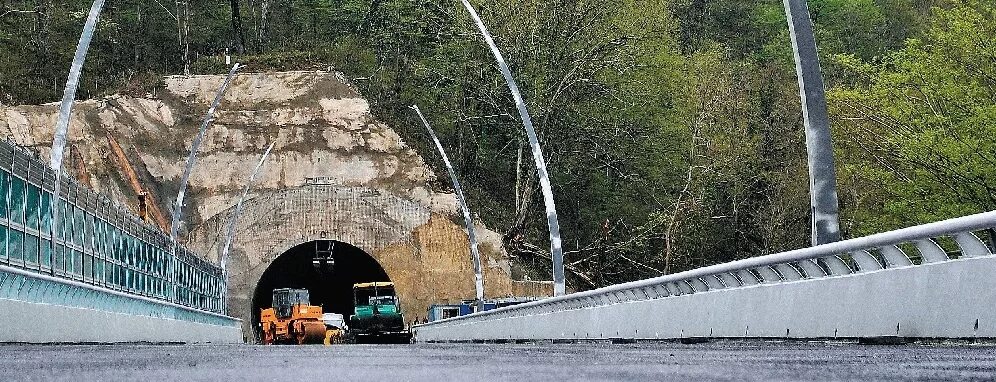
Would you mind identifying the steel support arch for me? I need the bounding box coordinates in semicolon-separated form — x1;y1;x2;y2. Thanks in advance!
169;63;241;301
460;0;566;296
411;105;485;307
784;0;842;245
47;0;107;275
219;141;276;312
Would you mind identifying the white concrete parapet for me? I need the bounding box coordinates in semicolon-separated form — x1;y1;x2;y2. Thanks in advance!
416;211;996;341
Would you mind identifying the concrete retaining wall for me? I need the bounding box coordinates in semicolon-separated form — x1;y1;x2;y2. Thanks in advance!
416;256;996;341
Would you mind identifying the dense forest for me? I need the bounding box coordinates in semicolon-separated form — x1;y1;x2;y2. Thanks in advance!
1;0;993;289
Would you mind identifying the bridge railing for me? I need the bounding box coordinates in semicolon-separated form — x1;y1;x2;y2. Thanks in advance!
419;211;996;327
0;139;226;314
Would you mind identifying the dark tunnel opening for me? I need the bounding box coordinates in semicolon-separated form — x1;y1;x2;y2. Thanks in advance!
251;240;390;339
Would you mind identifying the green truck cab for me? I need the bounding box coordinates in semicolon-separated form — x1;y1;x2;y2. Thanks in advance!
349;282;410;343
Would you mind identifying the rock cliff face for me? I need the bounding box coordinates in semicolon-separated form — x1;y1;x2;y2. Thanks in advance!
3;71;452;227
0;71;551;328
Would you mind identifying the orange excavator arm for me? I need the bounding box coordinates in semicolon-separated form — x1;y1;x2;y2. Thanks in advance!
105;133;171;232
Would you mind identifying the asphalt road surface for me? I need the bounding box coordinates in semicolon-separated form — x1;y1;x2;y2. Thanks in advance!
1;341;995;381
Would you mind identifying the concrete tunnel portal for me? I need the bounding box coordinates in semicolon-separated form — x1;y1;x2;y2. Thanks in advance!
250;240;392;338
186;185;554;340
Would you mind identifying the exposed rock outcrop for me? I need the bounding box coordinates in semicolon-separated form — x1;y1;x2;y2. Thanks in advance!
0;71;552;326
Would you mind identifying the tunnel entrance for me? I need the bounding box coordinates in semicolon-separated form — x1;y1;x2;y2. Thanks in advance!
250;240;391;338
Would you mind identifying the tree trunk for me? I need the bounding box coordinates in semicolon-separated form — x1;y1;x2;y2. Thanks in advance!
229;0;246;53
258;0;269;50
183;0;190;75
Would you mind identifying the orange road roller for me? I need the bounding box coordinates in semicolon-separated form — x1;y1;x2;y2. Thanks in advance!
260;288;328;345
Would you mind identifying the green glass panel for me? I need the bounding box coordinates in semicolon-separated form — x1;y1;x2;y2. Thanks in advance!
59;200;69;241
8;229;22;263
0;171;9;219
66;247;75;275
93;259;101;283
99;259;108;284
108;227;116;261
39;191;51;233
126;237;133;266
9;176;24;225
0;225;7;262
95;221;104;258
24;233;38;265
73;207;83;245
117;231;124;263
76;250;84;277
25;185;38;230
104;260;113;285
85;213;94;252
141;243;148;271
61;246;71;275
40;240;51;270
53;245;64;273
70;250;81;276
121;236;128;265
84;253;93;281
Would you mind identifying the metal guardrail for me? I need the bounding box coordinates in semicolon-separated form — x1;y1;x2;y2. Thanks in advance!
418;211;996;328
0;139;226;314
0;264;238;327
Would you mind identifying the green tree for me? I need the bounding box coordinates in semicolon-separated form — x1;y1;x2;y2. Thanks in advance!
831;0;996;235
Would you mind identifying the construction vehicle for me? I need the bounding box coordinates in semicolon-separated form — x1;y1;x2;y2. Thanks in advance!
321;313;348;345
349;282;411;343
425;297;539;322
259;288;328;345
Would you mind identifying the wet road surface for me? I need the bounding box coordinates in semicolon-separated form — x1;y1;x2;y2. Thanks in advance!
1;341;995;381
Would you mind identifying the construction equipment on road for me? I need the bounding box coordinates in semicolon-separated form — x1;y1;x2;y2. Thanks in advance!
322;313;348;345
259;288;327;345
350;282;411;343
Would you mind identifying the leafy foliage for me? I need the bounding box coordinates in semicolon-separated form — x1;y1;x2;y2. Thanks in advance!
1;0;991;289
831;0;996;235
